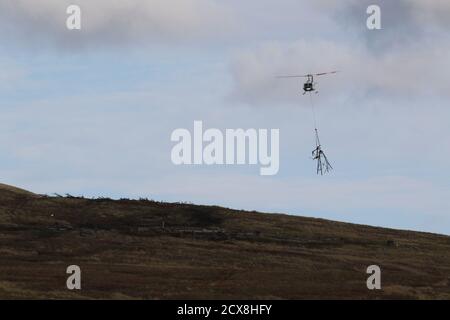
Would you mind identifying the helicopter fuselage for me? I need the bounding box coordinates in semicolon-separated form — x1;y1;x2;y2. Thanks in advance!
303;74;315;93
303;82;314;92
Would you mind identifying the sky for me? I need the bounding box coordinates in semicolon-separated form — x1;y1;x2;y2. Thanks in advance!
0;0;450;235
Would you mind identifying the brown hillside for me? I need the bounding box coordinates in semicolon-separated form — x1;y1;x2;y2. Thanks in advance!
0;184;449;299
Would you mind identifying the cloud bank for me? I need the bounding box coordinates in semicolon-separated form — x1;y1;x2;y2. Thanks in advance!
229;0;450;105
230;40;450;106
0;0;234;49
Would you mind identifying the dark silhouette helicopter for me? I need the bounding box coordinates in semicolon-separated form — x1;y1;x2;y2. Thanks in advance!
277;71;338;95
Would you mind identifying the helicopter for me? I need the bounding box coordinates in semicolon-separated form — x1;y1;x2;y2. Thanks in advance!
277;71;338;95
276;70;339;175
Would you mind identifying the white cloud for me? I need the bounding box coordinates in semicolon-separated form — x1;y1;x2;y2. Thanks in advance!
399;0;450;27
315;0;450;28
229;39;450;105
0;0;235;48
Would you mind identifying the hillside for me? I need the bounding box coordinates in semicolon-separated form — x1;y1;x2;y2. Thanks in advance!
0;183;449;299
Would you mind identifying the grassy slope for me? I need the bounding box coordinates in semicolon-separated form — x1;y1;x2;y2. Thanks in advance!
0;184;449;299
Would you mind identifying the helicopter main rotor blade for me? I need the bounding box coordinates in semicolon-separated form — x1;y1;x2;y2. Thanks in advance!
277;71;339;78
276;75;309;78
314;71;339;76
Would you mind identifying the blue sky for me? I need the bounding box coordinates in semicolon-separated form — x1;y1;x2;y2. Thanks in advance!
0;0;450;235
